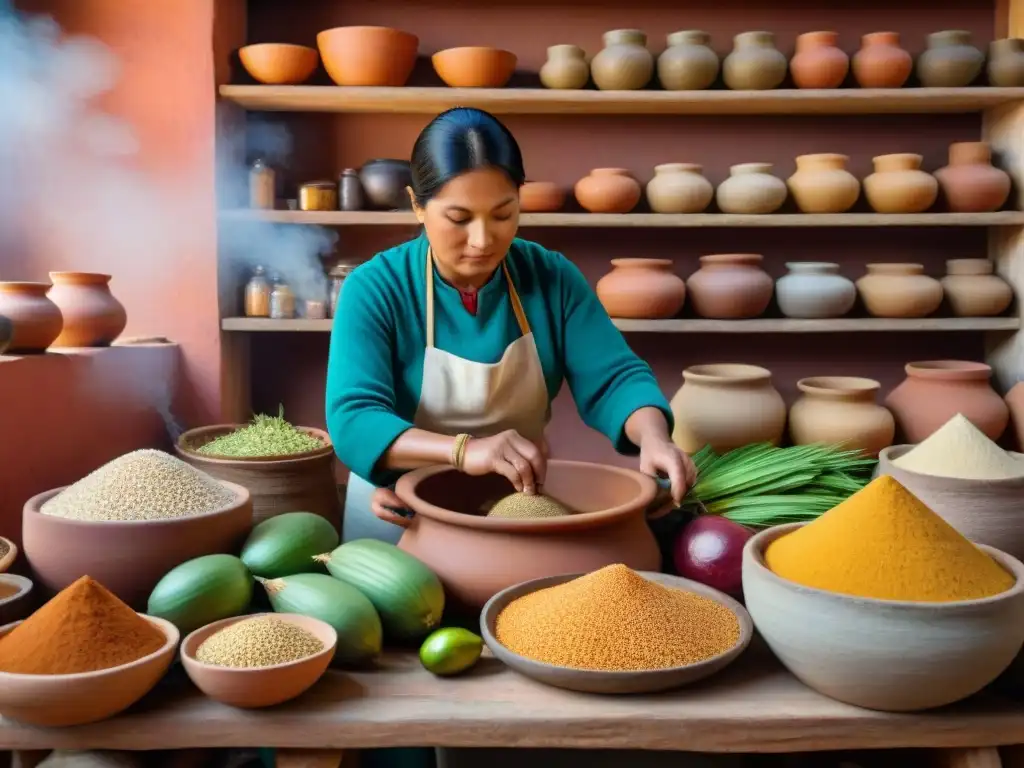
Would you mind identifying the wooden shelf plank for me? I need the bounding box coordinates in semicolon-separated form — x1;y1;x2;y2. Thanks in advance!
218;85;1024;115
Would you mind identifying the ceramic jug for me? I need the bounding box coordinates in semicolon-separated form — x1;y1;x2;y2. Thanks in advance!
0;282;63;354
48;272;127;348
863;154;939;214
776;262;856;319
916;30;984;87
940;259;1014;317
590;29;653;90
787;154;860;214
722;31;787;90
790;31;849;89
540;45;590;89
574;168;642;213
788;377;895;458
595;259;686;319
852;32;912;88
935;142;1012;213
988;38;1024;87
856;263;943;318
657;30;719;90
686;254;774;319
645;163;714;213
715;163;787;214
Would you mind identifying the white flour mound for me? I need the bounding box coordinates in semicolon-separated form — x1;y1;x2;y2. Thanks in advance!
893;413;1024;480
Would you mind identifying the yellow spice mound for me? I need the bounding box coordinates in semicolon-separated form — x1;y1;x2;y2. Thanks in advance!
494;564;741;671
487;492;569;519
764;475;1015;602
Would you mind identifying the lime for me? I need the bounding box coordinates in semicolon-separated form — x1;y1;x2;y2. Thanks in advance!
418;627;483;676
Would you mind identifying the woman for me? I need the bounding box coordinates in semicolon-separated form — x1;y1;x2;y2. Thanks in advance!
327;107;695;544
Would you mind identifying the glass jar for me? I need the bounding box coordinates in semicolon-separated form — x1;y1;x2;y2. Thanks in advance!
243;266;271;317
328;262;359;317
339;169;365;211
269;275;296;319
249;159;276;210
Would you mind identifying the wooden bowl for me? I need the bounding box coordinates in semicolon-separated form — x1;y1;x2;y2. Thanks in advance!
0;575;33;626
480;571;752;694
181;613;336;708
743;523;1024;712
432;47;517;88
239;43;319;85
0;615;178;726
317;26;418;87
0;536;17;573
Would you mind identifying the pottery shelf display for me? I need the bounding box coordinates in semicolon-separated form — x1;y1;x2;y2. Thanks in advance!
856;263;944;319
776;263;856;319
941;259;1014;317
595;259;686;320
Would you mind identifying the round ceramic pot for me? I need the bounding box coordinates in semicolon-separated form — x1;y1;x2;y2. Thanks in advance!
519;181;566;212
852;31;912;88
0;282;63;354
989;38;1024;87
590;29;653;91
393;460;663;608
657;30;719;90
595;258;686;319
776;262;856;319
863;154;939;214
540;44;590;89
855;263;943;318
790;31;849;89
723;31;787;90
687;253;773;319
316;26;419;87
670;363;787;453
715;162;788;214
935;142;1011;214
645;163;714;213
788;376;895;457
359;159;413;210
787;154;860;214
574;168;642;213
917;30;984;88
940;259;1014;317
47;272;127;348
885;360;1010;443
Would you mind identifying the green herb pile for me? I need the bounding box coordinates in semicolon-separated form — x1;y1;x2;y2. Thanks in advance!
197;407;324;458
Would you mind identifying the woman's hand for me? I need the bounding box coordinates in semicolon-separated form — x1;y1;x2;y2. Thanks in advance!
371;487;414;528
461;429;547;494
639;436;698;507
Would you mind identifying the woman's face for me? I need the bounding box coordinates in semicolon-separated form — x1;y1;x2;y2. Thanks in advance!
409;167;520;288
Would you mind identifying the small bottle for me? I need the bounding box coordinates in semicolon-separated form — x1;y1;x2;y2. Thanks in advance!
249;159;276;209
243;266;271;317
269;275;296;319
328;261;358;318
339;169;365;211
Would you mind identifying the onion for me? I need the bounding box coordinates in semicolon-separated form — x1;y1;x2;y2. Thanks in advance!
672;516;752;596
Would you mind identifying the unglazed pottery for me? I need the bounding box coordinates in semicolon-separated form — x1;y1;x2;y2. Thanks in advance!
47;272;127;348
863;154;939;214
789;377;895;457
657;30;719;90
787;154;860;214
590;29;653;91
722;31;787;90
432;47;517;88
519;181;566;212
595;259;686;319
715;163;787;214
989;38;1024;87
852;32;912;88
316;26;418;87
687;254;773;319
856;263;943;318
238;43;319;85
574;168;642;213
540;45;589;89
790;31;849;89
359;159;413;210
1007;382;1024;451
645;163;713;214
670;364;787;453
0;282;63;354
941;259;1013;317
885;360;1010;443
916;30;984;88
743;525;1024;712
776;262;856;319
935;142;1011;213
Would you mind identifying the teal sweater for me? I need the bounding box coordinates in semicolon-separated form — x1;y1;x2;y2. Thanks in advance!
326;235;673;486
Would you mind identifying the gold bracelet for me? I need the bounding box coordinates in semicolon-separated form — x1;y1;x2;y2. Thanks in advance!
451;433;471;470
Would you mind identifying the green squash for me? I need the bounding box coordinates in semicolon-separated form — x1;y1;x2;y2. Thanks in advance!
147;554;253;634
240;511;339;579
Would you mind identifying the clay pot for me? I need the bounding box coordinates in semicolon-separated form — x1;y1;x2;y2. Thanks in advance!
722;31;787;90
0;315;11;356
670;364;787;453
941;259;1014;317
0;282;63;354
47;272;127;348
776;262;856;319
687;254;773;319
934;142;1011;213
787;153;860;214
789;377;895;457
657;30;719;91
885;361;1010;443
432;47;517;88
645;163;713;214
595;259;686;319
917;31;984;88
863;154;939;214
394;460;663;608
855;263;943;318
519;181;566;212
1007;382;1024;451
316;26;418;87
715;162;787;214
540;45;590;89
989;38;1024;87
574;168;642;213
790;31;849;89
590;29;654;91
238;43;319;85
358;159;413;210
852;32;912;88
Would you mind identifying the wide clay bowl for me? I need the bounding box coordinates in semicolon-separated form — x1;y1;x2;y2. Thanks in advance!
239;43;319;85
181;613;336;708
394;460;664;608
481;571;752;694
0;575;33;626
22;481;252;610
432;46;517;87
317;26;419;87
742;523;1024;712
0;615;178;726
0;536;17;573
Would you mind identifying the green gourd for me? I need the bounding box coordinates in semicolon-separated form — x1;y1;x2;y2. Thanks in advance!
240;511;340;579
146;554;253;634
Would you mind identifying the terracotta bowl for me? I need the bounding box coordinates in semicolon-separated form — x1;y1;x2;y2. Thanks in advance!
181;613;336;708
519;181;566;212
317;26;419;87
0;536;17;573
0;615;178;726
22;481;252;610
239;43;319;85
432;46;517;88
394;460;664;608
742;523;1024;712
0;574;33;626
481;571;752;694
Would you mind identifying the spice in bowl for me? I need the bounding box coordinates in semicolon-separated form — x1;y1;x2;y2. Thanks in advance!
892;413;1024;480
195;615;325;668
196;409;325;458
0;538;8;560
487;492;570;519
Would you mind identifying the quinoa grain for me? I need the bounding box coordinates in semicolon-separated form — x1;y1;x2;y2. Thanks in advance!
195;615;324;668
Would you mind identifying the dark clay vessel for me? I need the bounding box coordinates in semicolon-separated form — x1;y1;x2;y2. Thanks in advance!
358;159;413;210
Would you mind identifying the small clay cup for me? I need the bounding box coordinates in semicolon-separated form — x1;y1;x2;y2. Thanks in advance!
0;574;32;626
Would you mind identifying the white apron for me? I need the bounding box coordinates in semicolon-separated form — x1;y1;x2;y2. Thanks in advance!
342;247;550;543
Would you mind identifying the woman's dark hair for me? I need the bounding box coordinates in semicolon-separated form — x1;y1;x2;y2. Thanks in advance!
409;107;525;206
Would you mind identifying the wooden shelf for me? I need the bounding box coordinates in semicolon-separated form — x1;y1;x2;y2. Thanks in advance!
218;85;1024;116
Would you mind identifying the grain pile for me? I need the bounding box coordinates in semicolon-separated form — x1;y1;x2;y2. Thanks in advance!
195;615;325;668
196;411;324;458
495;564;741;671
40;450;236;521
892;413;1024;480
487;492;570;519
0;539;8;559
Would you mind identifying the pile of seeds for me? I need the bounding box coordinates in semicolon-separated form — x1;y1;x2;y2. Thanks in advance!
0;539;8;560
487;492;570;519
196;409;324;458
40;450;237;521
195;615;325;668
